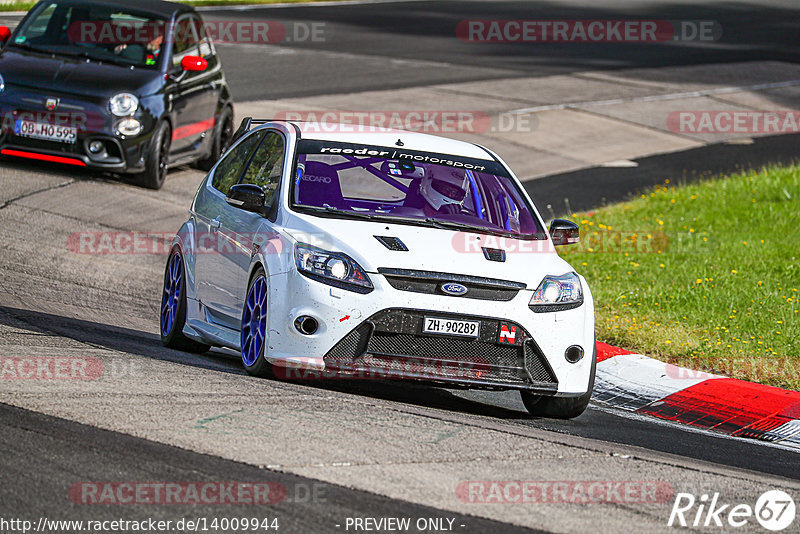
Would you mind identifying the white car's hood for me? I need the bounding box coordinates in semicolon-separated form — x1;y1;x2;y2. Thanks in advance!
282;213;575;288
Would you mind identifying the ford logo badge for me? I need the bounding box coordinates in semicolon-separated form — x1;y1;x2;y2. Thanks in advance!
440;282;468;296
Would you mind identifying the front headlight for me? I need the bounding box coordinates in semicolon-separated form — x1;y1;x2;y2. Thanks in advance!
529;272;583;312
294;243;373;293
116;118;142;136
109;93;139;117
0;73;5;93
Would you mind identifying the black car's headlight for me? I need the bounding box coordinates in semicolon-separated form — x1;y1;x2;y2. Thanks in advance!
116;118;143;136
529;272;583;312
294;243;373;293
109;93;138;117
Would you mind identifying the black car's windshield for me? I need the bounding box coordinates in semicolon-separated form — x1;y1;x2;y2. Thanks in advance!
12;1;168;69
292;139;545;239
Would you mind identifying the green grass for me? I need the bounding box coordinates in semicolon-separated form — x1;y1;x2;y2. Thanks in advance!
0;0;334;11
560;165;800;390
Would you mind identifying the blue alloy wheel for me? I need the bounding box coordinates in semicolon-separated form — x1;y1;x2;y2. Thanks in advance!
160;249;209;353
241;273;268;368
161;252;183;337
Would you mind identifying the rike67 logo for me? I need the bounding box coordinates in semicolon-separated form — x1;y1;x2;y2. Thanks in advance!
668;490;796;531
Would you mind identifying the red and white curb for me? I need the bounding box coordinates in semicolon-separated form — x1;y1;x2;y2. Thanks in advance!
594;343;800;450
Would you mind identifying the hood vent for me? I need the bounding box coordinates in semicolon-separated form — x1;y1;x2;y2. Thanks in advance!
482;247;506;262
375;236;408;251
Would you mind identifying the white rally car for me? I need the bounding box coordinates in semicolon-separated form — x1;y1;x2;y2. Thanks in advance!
161;119;595;418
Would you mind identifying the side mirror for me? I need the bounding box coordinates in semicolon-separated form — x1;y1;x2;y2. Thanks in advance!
549;219;580;246
226;183;266;213
181;55;208;72
0;26;11;45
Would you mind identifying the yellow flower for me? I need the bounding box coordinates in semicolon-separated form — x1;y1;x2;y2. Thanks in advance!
731;270;738;274
696;279;703;284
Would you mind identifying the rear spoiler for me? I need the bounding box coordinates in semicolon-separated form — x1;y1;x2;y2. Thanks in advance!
230;117;271;144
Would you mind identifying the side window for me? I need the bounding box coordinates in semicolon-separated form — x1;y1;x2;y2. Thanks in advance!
172;17;200;67
211;131;265;196
172;16;216;70
240;132;285;206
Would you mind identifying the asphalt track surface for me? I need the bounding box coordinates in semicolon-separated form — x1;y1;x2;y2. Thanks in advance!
2;1;800;532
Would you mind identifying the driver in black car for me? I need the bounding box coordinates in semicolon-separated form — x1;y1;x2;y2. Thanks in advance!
113;23;165;65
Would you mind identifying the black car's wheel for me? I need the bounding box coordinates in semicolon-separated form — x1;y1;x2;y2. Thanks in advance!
136;121;171;190
160;248;210;353
196;106;233;172
520;339;596;419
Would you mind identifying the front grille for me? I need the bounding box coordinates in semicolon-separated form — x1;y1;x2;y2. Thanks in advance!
323;308;557;390
379;268;524;301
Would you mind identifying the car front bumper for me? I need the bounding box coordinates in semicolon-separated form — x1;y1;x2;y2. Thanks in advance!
0;88;154;174
264;268;595;396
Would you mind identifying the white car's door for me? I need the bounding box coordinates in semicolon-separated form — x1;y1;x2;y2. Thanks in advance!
194;130;265;329
221;130;287;313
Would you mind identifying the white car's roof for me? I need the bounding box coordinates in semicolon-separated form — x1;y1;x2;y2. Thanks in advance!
278;121;494;161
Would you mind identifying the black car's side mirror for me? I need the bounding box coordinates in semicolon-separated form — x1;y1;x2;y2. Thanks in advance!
549;219;580;246
0;26;11;46
226;184;266;214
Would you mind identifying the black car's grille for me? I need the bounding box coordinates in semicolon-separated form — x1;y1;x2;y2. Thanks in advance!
378;268;525;302
323;308;557;390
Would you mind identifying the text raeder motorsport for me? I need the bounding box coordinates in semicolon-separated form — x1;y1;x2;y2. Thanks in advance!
318;146;488;171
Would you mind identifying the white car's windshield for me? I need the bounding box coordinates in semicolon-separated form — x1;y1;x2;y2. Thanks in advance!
292;140;545;238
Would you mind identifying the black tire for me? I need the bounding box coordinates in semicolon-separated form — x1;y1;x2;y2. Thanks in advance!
136;121;171;190
240;267;274;378
160;249;210;353
195;106;233;172
520;340;596;419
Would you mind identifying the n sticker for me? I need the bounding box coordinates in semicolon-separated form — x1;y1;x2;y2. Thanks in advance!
498;324;517;344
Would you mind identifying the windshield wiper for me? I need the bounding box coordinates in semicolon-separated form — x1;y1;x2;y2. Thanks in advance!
68;50;132;67
421;218;540;239
298;205;376;220
10;41;50;54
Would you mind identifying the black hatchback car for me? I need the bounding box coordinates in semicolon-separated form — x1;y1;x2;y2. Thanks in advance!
0;0;234;189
